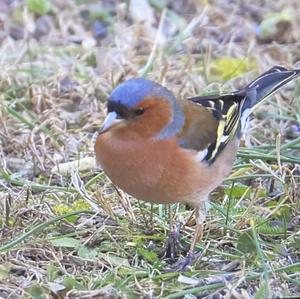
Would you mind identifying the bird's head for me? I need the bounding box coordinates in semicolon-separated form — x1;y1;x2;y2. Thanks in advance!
99;78;185;139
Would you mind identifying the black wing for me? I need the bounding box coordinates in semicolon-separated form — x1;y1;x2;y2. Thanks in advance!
187;66;300;164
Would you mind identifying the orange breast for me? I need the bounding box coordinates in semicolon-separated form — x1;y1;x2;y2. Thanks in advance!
95;132;239;206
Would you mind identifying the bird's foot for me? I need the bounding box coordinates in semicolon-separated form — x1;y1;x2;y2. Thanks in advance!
163;223;187;261
165;250;201;272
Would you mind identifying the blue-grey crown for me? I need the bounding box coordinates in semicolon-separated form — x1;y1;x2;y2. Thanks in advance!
109;78;176;107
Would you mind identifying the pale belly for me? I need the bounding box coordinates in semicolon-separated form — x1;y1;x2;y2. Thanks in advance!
95;133;239;206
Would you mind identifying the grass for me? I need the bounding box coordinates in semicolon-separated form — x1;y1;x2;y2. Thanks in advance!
0;0;300;298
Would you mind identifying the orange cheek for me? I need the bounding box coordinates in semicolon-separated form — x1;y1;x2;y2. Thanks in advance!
128;97;173;138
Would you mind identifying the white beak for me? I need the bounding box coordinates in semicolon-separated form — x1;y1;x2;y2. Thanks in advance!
100;112;121;133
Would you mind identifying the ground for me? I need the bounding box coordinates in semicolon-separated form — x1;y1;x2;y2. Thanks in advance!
0;0;300;298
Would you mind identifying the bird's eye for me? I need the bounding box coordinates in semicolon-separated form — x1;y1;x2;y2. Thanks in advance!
134;108;144;116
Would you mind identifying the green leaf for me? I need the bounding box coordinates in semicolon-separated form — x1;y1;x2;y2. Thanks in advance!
258;11;293;41
85;53;97;68
117;266;148;277
100;253;130;267
50;237;82;249
72;199;91;210
149;0;168;10
47;263;59;282
237;232;256;254
224;184;267;199
53;204;78;223
27;285;48;299
63;276;85;290
0;262;11;279
87;4;112;23
53;200;91;223
224;184;251;198
292;235;300;250
210;57;256;81
256;220;286;235
137;247;159;263
78;246;98;259
27;0;51;15
255;278;269;299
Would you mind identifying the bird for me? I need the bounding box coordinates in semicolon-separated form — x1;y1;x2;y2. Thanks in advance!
95;66;300;271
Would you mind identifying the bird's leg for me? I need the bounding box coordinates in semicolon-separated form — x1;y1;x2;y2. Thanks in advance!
163;204;186;260
189;206;205;252
189;223;204;252
166;201;207;272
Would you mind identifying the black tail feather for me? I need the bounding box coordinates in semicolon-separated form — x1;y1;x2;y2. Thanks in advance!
245;66;300;110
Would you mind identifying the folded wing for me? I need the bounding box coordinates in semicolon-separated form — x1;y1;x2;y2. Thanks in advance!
178;66;300;164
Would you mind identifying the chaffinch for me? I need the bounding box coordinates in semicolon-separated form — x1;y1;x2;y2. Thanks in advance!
95;66;300;270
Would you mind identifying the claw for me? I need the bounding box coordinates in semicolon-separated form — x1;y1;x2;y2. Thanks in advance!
165;250;201;272
163;223;187;261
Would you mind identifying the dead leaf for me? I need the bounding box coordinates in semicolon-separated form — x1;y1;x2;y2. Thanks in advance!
51;157;97;175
